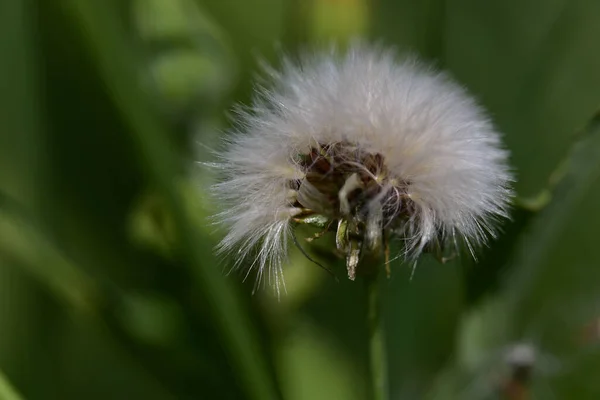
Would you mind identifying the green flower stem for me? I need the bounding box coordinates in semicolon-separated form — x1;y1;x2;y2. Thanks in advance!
365;272;388;400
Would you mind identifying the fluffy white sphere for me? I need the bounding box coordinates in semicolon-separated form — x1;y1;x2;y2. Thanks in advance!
212;43;513;292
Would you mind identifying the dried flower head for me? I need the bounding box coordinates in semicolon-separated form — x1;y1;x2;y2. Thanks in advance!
212;43;512;292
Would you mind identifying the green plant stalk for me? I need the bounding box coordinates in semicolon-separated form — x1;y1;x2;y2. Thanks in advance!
365;272;388;400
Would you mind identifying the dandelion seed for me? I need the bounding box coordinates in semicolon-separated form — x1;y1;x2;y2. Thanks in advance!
212;43;513;292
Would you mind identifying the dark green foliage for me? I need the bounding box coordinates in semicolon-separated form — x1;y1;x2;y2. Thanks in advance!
1;1;599;399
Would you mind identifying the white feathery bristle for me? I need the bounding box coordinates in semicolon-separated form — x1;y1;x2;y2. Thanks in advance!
212;43;513;292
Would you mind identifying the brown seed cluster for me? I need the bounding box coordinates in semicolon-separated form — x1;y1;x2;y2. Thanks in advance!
289;142;414;227
287;142;419;279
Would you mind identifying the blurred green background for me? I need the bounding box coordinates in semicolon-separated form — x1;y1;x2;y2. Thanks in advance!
1;0;600;399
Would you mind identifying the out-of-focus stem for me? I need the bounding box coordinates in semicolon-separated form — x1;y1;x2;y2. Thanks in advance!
365;272;388;400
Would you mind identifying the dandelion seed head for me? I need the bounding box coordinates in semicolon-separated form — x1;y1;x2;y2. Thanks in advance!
212;43;513;291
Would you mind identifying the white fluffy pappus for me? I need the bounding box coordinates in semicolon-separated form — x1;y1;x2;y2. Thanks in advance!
212;43;513;293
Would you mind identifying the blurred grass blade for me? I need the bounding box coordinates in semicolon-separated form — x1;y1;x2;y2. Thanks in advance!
0;369;24;400
0;190;181;398
59;2;280;399
0;191;97;310
0;0;42;207
508;115;600;318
